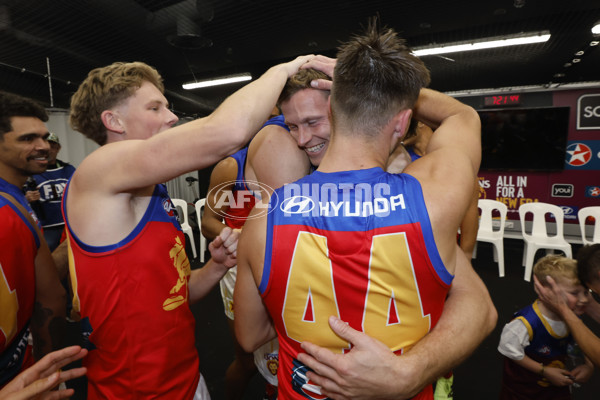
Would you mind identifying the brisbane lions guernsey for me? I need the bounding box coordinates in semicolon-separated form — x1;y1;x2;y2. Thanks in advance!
501;300;573;400
0;194;39;387
260;167;453;400
63;183;199;399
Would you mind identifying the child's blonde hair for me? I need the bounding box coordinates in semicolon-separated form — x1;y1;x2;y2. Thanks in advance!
533;255;579;286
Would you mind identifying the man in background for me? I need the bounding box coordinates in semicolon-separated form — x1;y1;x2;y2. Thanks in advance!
24;133;75;252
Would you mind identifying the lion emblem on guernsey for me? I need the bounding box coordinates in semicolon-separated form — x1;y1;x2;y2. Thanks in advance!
162;236;191;311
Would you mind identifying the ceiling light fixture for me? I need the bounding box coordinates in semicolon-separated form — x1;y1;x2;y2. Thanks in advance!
413;31;550;56
592;22;600;35
182;73;252;90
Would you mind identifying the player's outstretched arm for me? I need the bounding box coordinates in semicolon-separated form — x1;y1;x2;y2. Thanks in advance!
76;55;315;195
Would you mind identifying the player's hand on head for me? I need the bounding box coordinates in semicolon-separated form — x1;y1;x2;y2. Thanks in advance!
283;55;316;77
301;55;336;90
302;55;336;76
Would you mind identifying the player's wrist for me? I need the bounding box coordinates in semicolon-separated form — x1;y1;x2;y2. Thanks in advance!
208;258;233;276
387;351;429;397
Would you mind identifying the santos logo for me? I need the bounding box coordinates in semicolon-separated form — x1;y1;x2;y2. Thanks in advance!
577;94;600;130
551;184;574;198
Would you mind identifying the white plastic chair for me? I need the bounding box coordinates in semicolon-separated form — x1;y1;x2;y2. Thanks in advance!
194;198;207;263
171;198;197;259
473;199;507;277
578;206;600;246
519;202;572;282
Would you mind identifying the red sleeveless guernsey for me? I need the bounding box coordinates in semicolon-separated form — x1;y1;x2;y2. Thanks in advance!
63;183;199;399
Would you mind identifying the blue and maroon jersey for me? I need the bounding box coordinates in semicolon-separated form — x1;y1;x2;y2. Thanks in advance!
501;300;573;400
260;167;452;400
0;195;39;386
63;183;200;399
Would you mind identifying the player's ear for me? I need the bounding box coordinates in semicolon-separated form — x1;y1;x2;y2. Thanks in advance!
393;109;412;140
101;110;125;134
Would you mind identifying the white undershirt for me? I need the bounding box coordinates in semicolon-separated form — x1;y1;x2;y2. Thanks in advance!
498;312;567;360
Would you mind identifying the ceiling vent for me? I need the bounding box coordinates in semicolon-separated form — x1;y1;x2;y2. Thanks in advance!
167;15;212;49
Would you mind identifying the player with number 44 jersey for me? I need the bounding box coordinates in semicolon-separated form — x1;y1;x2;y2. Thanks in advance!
260;170;452;399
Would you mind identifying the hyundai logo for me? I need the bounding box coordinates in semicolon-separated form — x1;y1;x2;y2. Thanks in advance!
560;206;574;215
280;196;315;214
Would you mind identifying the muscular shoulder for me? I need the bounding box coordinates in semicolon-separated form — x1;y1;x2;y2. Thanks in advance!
70;141;139;193
405;148;474;216
248;124;298;157
213;156;239;180
247;125;310;190
207;157;239;200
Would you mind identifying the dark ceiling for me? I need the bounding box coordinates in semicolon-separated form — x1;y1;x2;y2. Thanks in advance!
1;0;599;118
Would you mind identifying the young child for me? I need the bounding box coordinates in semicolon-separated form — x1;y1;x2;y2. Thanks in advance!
498;255;594;399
